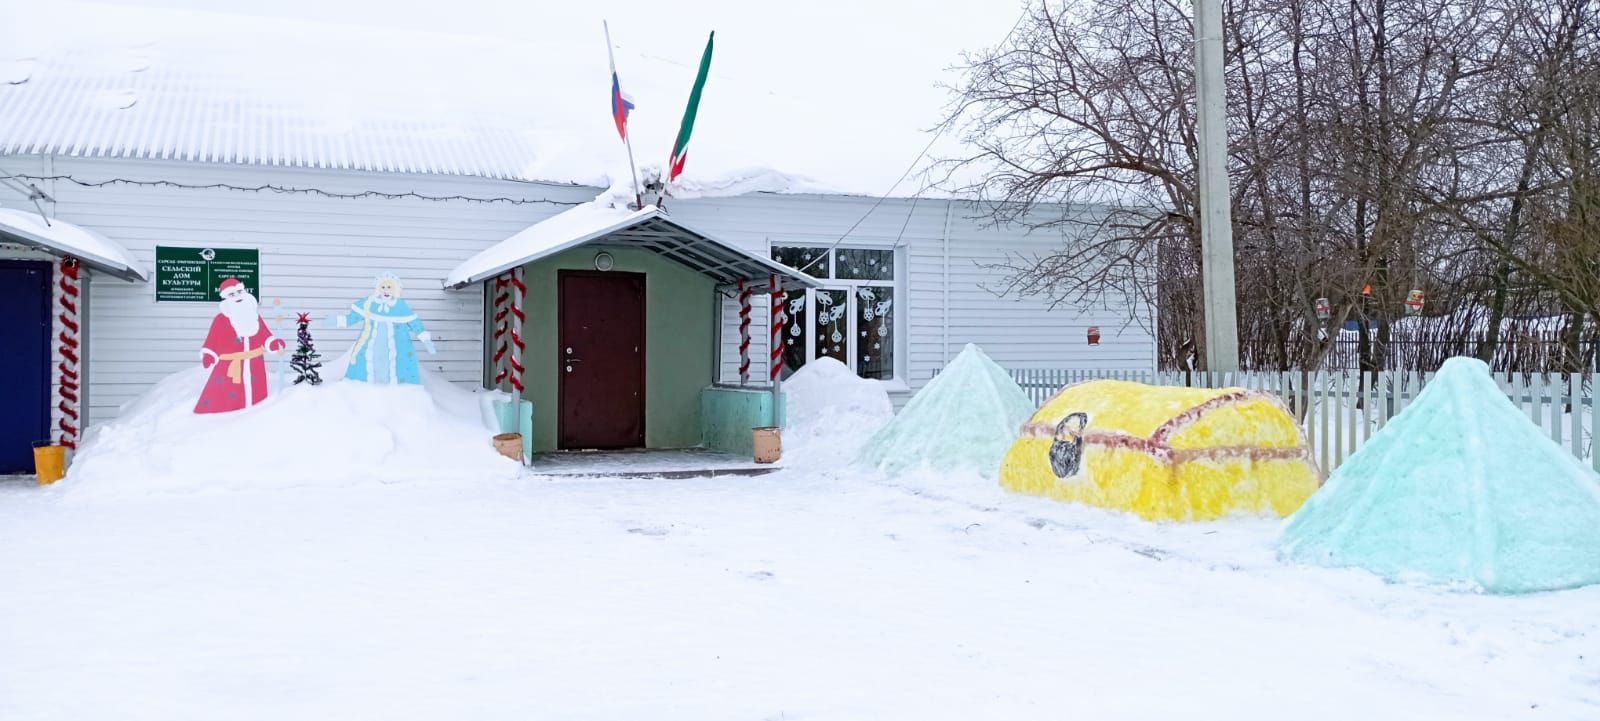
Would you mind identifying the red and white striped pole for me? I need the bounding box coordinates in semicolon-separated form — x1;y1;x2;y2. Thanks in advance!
769;273;786;427
737;279;752;385
491;273;511;389
55;257;81;448
770;273;785;382
507;267;526;394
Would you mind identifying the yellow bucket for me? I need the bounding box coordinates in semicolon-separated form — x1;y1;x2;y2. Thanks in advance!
33;443;66;485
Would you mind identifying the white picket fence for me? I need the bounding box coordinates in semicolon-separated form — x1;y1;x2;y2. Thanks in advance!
1007;368;1598;473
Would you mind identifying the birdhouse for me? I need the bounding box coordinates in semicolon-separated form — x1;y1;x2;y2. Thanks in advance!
1087;326;1101;346
1404;289;1425;315
1314;298;1330;321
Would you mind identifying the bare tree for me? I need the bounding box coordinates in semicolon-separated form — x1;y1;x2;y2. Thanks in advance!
946;0;1600;372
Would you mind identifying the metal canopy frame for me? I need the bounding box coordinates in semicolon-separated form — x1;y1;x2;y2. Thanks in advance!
447;207;822;291
592;215;822;291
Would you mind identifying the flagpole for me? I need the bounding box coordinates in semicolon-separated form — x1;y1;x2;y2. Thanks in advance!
604;21;644;209
624;133;642;210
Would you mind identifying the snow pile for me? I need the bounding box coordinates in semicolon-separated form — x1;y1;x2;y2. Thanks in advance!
8;444;1600;719
1278;356;1600;593
857;344;1033;477
65;357;520;496
781;358;894;468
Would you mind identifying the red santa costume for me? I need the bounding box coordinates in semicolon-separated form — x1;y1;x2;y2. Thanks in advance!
194;278;286;414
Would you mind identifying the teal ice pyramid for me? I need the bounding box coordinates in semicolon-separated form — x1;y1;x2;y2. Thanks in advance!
857;344;1036;476
1278;357;1600;593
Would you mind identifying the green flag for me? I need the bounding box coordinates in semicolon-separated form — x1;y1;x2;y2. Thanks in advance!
667;31;714;183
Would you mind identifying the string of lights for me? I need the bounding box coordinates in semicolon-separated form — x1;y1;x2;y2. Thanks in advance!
10;174;585;207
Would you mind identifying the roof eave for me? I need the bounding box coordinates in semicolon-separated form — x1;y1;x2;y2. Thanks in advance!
445;206;825;292
0;222;148;282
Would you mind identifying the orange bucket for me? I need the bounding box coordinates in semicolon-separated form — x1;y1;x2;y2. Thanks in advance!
752;427;782;464
33;443;66;485
492;433;524;462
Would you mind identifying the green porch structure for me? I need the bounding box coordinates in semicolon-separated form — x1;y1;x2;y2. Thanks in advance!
445;204;818;455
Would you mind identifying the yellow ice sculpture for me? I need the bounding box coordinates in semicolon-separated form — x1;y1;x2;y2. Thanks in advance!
999;380;1321;521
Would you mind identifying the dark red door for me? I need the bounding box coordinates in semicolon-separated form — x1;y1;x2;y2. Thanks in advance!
558;271;646;449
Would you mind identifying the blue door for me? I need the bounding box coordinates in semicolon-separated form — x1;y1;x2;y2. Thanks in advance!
0;260;52;473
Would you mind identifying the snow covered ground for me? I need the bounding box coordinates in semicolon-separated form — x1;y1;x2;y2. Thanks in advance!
3;464;1597;720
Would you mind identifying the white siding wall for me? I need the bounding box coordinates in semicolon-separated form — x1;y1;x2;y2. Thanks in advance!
0;155;592;425
673;195;1155;401
0;153;1155;427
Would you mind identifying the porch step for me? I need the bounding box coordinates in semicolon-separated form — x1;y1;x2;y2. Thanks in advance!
527;448;781;479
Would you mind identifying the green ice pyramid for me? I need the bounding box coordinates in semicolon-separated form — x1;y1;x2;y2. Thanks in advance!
1278;357;1600;593
857;343;1036;477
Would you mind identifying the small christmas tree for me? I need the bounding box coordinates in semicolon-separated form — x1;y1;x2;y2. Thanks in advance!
290;312;323;385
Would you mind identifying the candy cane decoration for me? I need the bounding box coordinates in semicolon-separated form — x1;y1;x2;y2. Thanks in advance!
508;267;526;393
491;273;511;389
770;273;786;381
490;270;525;394
737;279;752;384
55;257;81;448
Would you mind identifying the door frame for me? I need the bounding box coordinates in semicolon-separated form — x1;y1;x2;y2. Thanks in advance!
556;269;647;450
0;259;54;471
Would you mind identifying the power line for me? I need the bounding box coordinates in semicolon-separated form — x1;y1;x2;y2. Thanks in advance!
794;128;944;275
796;2;1034;274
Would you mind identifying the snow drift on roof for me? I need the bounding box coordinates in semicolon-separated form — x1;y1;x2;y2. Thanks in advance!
447;203;649;287
0;206;147;280
0;1;1008;196
445;201;823;289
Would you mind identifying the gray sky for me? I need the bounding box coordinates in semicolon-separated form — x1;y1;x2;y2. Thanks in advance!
3;0;1026;193
104;0;1020;107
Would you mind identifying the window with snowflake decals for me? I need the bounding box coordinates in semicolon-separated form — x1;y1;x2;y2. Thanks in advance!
771;245;897;380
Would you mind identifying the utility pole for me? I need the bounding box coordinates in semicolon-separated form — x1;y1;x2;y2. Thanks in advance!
1194;0;1239;371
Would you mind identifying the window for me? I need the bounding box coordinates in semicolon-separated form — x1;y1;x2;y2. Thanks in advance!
771;245;897;380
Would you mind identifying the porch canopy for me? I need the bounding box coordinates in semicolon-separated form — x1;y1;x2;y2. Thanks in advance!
0;207;149;281
444;203;823;290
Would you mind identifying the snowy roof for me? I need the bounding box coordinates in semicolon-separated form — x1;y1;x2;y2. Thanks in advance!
0;206;148;281
0;54;536;180
0;2;1012;195
445;202;823;290
0;6;540;181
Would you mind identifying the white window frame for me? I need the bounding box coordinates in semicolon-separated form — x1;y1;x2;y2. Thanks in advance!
772;244;907;383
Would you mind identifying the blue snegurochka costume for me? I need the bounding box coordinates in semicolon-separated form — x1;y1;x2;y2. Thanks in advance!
332;274;436;384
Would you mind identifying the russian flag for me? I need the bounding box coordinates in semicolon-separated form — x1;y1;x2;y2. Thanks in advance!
610;71;635;141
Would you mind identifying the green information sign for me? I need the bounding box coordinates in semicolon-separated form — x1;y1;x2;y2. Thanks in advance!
155;246;260;302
